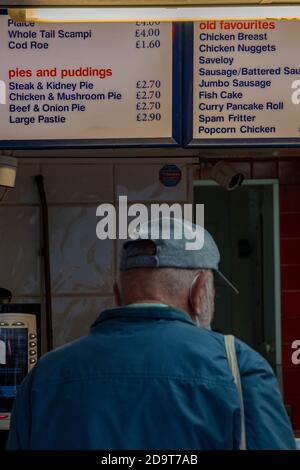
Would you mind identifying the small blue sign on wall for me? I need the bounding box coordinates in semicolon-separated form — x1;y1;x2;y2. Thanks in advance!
159;164;182;187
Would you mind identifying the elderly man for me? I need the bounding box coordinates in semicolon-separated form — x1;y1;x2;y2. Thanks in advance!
7;219;296;450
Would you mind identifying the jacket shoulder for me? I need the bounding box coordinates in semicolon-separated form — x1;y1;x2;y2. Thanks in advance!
234;337;275;377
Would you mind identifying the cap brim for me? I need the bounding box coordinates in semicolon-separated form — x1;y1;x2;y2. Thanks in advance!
215;270;239;295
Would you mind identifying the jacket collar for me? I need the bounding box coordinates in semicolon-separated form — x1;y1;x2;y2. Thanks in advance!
91;305;195;329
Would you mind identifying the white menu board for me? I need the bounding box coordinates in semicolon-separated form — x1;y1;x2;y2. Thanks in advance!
190;19;300;144
0;14;178;146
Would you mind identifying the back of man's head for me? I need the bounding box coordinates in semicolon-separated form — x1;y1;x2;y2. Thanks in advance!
115;217;237;329
115;264;215;329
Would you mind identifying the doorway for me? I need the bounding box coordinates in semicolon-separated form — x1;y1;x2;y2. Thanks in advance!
194;180;281;378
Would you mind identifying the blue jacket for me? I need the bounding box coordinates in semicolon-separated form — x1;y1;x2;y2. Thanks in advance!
7;305;296;450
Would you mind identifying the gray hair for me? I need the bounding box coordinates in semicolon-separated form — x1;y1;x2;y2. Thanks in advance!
118;267;215;328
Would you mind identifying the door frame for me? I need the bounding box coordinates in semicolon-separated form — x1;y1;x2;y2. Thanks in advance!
193;179;282;383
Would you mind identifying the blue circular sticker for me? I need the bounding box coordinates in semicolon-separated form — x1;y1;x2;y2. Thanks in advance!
159;164;182;187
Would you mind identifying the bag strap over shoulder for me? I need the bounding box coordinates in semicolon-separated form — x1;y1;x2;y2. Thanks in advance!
224;335;247;450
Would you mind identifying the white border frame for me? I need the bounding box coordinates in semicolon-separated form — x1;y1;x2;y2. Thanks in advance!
193;179;282;381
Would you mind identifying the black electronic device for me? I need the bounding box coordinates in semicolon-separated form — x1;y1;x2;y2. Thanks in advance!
0;304;40;432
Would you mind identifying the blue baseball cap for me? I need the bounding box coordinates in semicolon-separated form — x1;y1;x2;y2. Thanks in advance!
120;218;238;295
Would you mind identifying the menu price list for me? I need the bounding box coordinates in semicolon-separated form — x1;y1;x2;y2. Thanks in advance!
192;20;300;141
0;17;174;142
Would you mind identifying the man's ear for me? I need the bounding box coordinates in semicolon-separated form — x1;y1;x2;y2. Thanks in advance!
113;282;122;306
189;270;211;316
